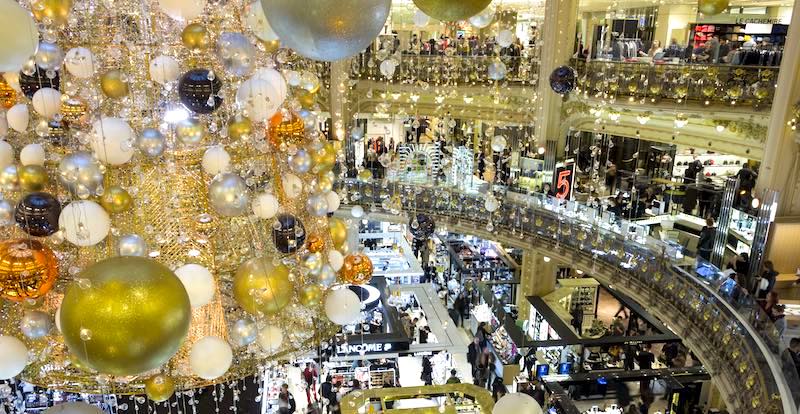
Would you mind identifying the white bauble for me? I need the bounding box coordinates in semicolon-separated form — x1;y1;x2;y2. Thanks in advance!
158;0;206;20
202;146;230;175
328;250;344;271
32;88;61;118
281;173;303;198
325;191;340;213
0;141;13;170
90;117;135;165
175;264;216;308
491;135;507;152
253;68;287;102
189;336;232;380
20;143;44;166
324;288;362;325
0;335;27;379
6;104;28;133
493;393;543;414
379;60;396;78
244;2;279;42
64;47;96;79
59;201;110;247
497;30;514;48
351;205;364;218
257;325;283;352
149;55;180;85
252;193;279;219
235;78;282;122
0;0;38;72
484;196;499;212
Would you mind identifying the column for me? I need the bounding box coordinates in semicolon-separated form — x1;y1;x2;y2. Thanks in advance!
516;250;557;317
535;0;579;175
756;1;800;216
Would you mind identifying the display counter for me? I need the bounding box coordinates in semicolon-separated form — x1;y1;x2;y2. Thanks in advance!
361;232;425;284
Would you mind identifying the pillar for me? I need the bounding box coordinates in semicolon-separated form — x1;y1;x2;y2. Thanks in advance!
535;0;579;175
516;250;557;318
756;1;800;216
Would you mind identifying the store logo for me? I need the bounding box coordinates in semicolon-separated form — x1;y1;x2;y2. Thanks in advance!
336;342;393;355
735;17;781;24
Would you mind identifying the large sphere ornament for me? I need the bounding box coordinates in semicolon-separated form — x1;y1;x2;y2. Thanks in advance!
189;337;232;380
117;234;147;257
137;128;166;158
299;284;323;307
182;23;211;50
15;192;61;236
698;0;729;15
468;5;494;28
324;288;362;326
32;87;61;118
30;0;73;26
18;165;48;191
236;77;282;122
60;257;191;376
178;69;223;114
34;42;64;71
325;191;341;213
100;70;129;99
272;213;305;253
100;185;132;214
149;55;180;85
0;165;18;192
252;192;279;219
261;0;391;61
19;310;52;339
487;60;507;81
549;65;577;95
493;393;543;414
159;0;206;21
328;217;348;251
245;1;279;42
19;68;59;99
491;135;507;152
174;264;216;308
215;32;256;77
58;151;104;195
7;104;28;133
254;67;288;104
44;403;103;414
176;118;205;146
91;117;135;165
227;115;252;140
288;150;312;174
208;173;249;217
413;9;430;27
257;325;283;352
412;0;492;22
0;0;39;73
233;256;293;316
64;47;96;79
202;146;231;175
0;335;28;379
20;144;45;166
270;112;306;147
340;253;373;284
145;374;176;403
59;200;110;247
230;318;258;347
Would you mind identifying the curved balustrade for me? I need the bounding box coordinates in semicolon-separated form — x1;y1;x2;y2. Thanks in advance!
572;59;777;109
339;180;800;414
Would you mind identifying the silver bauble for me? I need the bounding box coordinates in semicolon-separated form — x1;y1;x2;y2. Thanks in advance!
0;165;18;191
288;150;312;174
35;42;65;71
230;318;258;347
208;173;249;217
20;310;52;339
305;194;328;217
317;264;336;287
0;199;13;225
117;234;148;257
488;60;507;81
58;152;104;196
261;0;391;61
302;252;323;275
215;32;257;77
137;128;166;158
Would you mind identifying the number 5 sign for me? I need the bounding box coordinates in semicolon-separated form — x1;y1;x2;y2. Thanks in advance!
554;161;575;200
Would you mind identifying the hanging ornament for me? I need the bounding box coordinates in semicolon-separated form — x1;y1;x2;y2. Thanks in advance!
178;69;223;114
549;66;577;95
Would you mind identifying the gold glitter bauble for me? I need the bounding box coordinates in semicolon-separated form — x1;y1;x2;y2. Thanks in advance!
145;374;176;402
227;115;253;140
328;217;348;251
261;39;281;54
311;142;336;173
182;23;211;50
18;165;49;192
100;185;133;214
306;233;325;253
412;0;491;22
59;257;191;376
31;0;73;26
0;239;58;302
176;118;205;146
698;0;729;15
297;90;316;109
299;284;323;307
233;256;294;316
100;70;129;99
339;253;373;284
269;112;305;147
60;98;88;124
0;79;17;109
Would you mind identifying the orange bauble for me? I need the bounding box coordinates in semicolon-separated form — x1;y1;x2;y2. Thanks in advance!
0;239;58;302
0;79;16;109
268;112;306;148
306;234;325;253
339;253;373;285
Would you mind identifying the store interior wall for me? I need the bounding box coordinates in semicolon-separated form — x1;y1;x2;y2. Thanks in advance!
766;218;800;277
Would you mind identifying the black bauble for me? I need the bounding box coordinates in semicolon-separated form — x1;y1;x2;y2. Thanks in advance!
15;192;61;237
178;69;223;114
19;68;60;99
549;65;577;95
409;213;435;240
272;214;306;254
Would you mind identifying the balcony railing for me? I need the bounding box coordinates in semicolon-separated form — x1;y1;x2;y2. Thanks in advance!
572;58;778;109
340;179;800;414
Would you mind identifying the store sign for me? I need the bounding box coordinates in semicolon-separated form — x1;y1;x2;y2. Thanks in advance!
335;341;409;356
554;161;575;200
736;17;781;24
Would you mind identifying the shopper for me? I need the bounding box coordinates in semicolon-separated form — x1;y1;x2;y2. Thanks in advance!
467;337;480;376
762;291;780;320
570;306;584;337
320;376;336;414
419;326;431;344
757;261;779;299
278;384;296;414
636;344;655;369
446;369;461;384
530;379;546;407
788;338;800;377
605;163;617;194
491;377;507;401
774;305;787;338
421;356;433;385
697;218;716;261
302;363;318;405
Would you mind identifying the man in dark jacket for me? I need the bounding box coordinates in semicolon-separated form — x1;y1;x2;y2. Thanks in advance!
697;218;716;261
